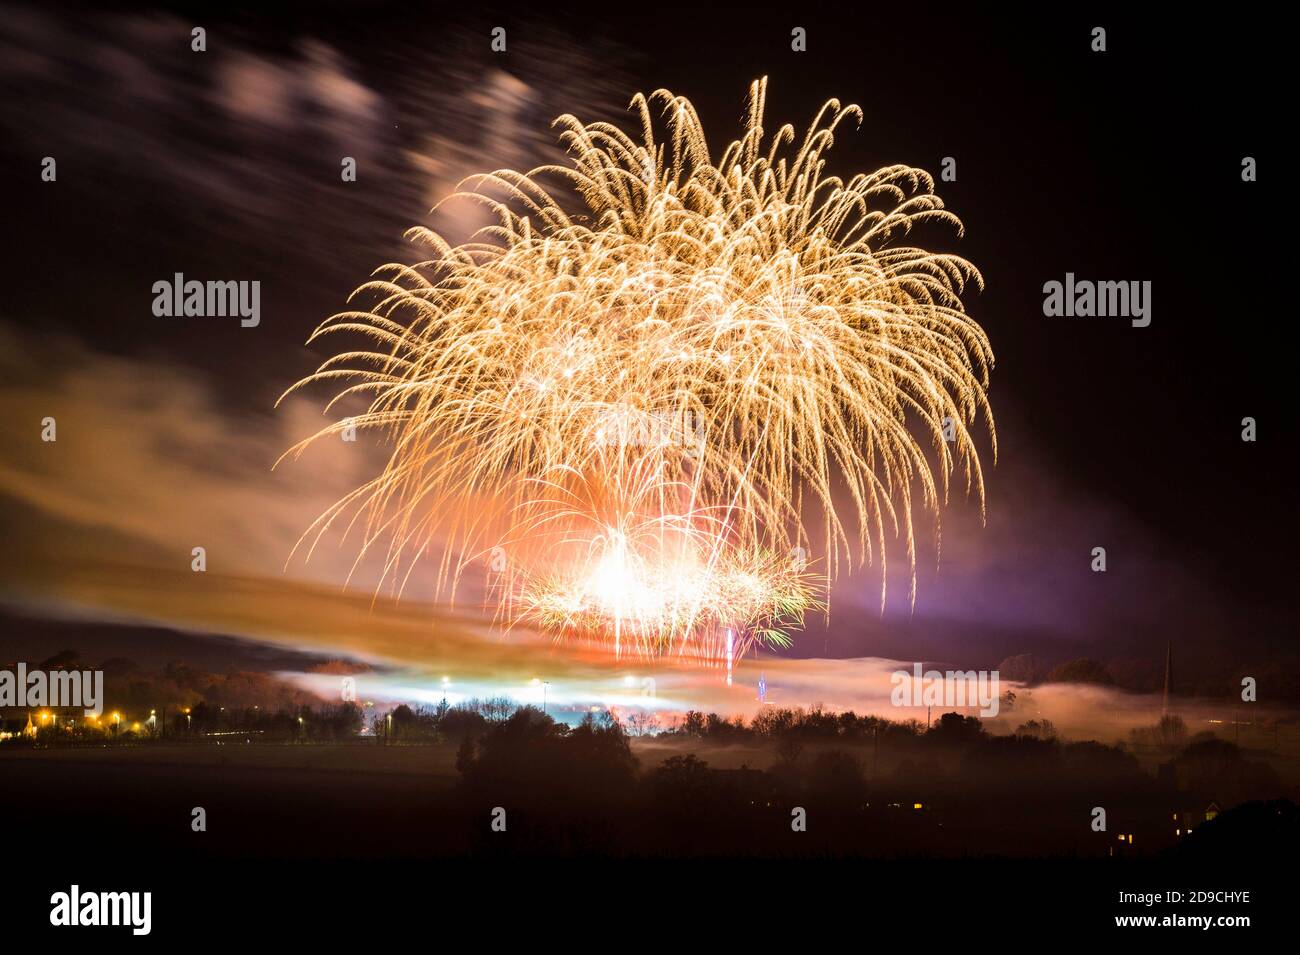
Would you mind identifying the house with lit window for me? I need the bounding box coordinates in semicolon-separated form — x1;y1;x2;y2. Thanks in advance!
1174;802;1221;836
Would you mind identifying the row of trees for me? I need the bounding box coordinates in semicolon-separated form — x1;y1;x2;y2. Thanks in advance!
447;705;1290;857
363;699;1065;748
667;704;1057;745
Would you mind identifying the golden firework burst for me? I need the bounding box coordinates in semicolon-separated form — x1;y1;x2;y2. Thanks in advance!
278;77;995;663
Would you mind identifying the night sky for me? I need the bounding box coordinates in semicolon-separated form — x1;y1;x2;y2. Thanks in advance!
0;3;1291;697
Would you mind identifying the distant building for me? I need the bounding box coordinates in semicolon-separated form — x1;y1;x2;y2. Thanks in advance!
1175;802;1221;835
0;713;38;740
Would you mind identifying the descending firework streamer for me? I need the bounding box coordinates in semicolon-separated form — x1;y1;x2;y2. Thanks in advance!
278;77;996;664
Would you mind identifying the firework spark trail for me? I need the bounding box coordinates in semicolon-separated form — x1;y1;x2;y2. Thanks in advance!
278;77;996;663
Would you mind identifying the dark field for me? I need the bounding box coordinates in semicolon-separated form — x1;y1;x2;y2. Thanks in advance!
2;740;1290;937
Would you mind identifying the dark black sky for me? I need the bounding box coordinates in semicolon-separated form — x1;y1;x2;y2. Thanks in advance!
0;2;1291;678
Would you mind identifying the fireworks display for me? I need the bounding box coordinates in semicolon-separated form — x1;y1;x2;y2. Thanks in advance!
280;77;996;664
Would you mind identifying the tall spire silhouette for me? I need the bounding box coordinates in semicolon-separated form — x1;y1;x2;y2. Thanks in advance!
1161;640;1173;715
